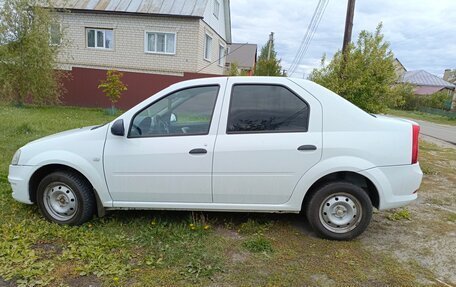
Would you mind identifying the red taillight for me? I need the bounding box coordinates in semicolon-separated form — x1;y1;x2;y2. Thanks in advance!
412;124;420;164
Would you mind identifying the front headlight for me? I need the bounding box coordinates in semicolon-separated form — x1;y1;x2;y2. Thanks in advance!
11;149;21;165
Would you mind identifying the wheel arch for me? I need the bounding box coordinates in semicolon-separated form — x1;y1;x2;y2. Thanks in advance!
29;164;105;217
301;171;380;211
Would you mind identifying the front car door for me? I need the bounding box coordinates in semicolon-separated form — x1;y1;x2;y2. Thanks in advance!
104;79;226;204
213;78;322;204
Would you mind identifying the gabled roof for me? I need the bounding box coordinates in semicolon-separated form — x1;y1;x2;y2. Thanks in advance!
226;43;257;69
399;70;455;89
49;0;209;18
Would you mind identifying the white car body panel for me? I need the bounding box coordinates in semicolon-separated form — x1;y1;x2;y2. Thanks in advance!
8;77;423;214
212;77;323;204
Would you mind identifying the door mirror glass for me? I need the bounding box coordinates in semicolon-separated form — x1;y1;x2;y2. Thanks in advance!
170;113;177;123
111;119;125;136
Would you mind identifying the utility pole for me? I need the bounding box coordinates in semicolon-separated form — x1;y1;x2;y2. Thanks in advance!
342;0;356;55
267;32;274;60
267;32;274;76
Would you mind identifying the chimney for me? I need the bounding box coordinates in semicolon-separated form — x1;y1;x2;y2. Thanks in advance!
443;69;451;81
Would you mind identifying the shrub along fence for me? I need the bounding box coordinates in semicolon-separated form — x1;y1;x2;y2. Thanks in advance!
401;92;453;112
418;107;456;119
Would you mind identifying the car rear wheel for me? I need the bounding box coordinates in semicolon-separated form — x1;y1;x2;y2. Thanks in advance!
306;182;372;240
37;171;95;225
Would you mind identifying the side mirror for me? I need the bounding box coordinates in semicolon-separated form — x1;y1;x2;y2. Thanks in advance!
111;119;125;136
170;113;177;123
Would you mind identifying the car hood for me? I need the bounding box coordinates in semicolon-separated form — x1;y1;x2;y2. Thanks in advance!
28;124;108;145
18;123;110;166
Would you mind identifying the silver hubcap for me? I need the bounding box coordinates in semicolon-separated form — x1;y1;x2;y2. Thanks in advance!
319;193;362;233
43;182;77;221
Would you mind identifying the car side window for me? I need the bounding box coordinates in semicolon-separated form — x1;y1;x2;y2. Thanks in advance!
227;84;309;134
129;85;219;138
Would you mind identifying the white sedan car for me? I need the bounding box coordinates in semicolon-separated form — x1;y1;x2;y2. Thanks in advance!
8;77;423;240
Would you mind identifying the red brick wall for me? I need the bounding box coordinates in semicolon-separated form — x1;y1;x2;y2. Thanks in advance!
60;67;220;110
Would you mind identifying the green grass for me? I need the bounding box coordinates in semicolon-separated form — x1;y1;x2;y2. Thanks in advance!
388;109;456;126
387;208;412;221
0;105;447;286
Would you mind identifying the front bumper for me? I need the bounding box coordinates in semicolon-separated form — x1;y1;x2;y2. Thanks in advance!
360;163;423;210
8;165;36;204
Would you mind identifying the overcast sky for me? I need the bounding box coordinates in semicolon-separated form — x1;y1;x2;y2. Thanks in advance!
230;0;456;78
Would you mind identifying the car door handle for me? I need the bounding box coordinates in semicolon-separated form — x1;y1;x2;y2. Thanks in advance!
189;148;207;154
297;145;317;151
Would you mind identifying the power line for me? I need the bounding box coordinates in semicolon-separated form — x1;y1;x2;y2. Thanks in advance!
288;0;324;74
289;0;328;75
289;0;329;76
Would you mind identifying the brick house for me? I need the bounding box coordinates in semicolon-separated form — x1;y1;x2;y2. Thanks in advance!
50;0;231;109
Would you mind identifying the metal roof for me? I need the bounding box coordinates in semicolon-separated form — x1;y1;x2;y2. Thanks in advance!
226;43;257;69
50;0;209;17
400;70;455;89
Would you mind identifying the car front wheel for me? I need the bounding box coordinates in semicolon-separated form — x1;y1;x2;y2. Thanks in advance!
306;182;373;240
36;171;95;225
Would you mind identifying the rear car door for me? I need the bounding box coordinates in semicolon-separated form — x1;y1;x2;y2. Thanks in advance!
212;78;322;204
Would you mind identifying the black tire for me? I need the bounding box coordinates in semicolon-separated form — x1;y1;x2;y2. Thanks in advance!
306;181;372;240
36;171;96;225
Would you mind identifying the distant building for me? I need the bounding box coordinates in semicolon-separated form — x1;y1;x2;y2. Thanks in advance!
47;0;232;109
394;59;455;110
393;58;407;79
226;43;257;76
443;69;456;84
398;70;455;96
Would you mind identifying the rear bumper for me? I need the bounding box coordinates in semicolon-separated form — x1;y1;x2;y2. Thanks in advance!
360;163;422;210
8;165;35;204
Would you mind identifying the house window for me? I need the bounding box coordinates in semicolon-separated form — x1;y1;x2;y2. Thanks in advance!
204;34;212;61
213;0;220;18
145;32;176;54
87;28;113;49
218;44;225;66
49;23;61;45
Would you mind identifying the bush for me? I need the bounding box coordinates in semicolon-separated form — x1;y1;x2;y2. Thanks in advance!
309;24;398;113
425;91;452;110
400;91;452;111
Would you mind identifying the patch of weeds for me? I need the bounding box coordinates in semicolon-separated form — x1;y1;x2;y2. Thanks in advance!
387;208;411;221
420;163;438;175
447;213;456;223
243;235;273;253
181;256;222;283
16;123;35;135
188;212;211;231
238;219;271;235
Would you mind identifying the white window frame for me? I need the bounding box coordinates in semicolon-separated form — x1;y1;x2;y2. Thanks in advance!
218;44;226;66
213;0;220;19
144;31;177;55
86;28;114;50
49;23;61;46
204;34;213;61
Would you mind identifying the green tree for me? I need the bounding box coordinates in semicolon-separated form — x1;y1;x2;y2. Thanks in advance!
255;38;283;76
98;70;128;113
228;62;240;76
0;0;64;106
309;23;410;113
228;62;249;76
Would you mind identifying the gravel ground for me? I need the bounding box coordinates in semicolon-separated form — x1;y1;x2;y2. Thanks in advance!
360;138;456;285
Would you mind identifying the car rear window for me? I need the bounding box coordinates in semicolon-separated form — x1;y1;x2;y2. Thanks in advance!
227;84;309;134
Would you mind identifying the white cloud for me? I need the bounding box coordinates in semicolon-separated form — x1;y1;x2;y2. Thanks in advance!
231;0;456;77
